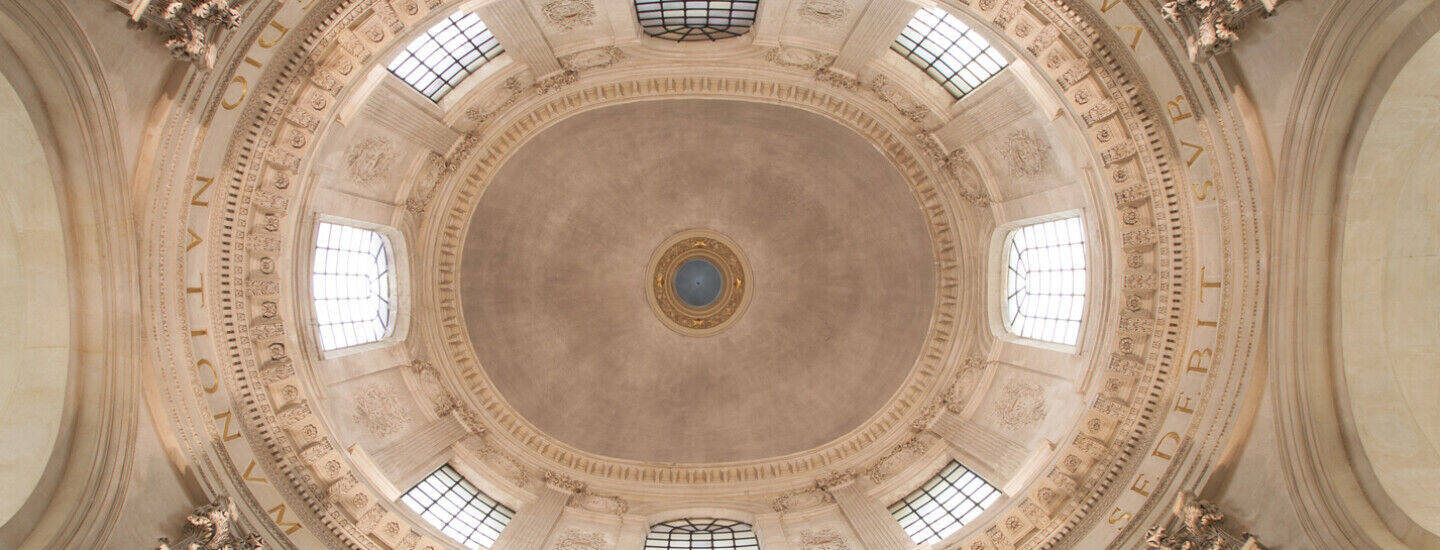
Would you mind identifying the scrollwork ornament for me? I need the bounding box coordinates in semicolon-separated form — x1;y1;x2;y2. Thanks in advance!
995;379;1048;432
1160;0;1276;62
797;0;850;27
541;0;597;30
800;528;850;550
552;529;607;550
1144;492;1266;549
157;496;264;550
126;0;245;69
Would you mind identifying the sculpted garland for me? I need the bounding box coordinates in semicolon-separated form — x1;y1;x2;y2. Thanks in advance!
178;0;1205;548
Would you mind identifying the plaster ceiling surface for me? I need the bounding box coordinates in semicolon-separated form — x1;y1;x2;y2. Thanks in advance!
460;99;938;463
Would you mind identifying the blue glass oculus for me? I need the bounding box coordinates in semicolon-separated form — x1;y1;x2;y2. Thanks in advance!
673;258;723;308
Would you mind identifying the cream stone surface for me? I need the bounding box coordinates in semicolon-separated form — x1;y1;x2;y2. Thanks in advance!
1340;26;1440;535
461;99;935;462
0;69;69;527
3;0;1439;548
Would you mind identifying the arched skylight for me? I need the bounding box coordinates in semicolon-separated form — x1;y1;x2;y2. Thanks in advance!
387;11;504;101
634;0;758;41
312;222;395;351
892;7;1008;99
888;460;1001;544
1003;215;1087;346
645;518;760;549
401;464;514;548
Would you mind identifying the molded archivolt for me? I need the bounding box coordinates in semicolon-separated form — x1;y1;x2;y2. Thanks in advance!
0;2;142;548
1270;0;1440;546
133;0;1267;548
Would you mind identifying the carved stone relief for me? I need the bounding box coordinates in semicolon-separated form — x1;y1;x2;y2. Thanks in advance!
541;0;597;30
1003;129;1051;177
1145;492;1266;549
771;484;834;514
1160;0;1277;62
561;46;626;71
943;357;987;413
156;496;263;550
797;0;850;27
119;0;243;69
994;379;1048;433
406;359;459;416
863;436;932;484
799;528;851;550
343;136;395;185
552;529;608;550
868;74;931;123
351;383;412;437
764;47;836;71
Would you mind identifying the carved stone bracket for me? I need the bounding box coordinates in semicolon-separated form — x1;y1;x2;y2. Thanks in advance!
157;496;264;550
1160;0;1279;62
115;0;245;69
1144;492;1266;549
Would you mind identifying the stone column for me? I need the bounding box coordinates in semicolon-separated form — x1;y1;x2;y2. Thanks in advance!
490;483;573;550
829;481;913;550
369;415;468;490
831;0;918;74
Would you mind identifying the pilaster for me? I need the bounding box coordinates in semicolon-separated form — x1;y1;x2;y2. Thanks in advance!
829;481;912;550
831;0;917;74
753;513;794;550
490;483;573;550
360;80;462;154
479;0;564;75
369;414;468;490
930;413;1029;489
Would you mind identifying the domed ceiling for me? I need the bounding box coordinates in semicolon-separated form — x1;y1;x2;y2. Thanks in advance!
461;99;937;462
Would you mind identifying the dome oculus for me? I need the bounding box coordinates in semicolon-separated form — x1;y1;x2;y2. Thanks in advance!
646;229;752;336
673;258;724;307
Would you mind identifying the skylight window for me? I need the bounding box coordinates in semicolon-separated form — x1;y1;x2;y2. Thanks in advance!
1003;215;1087;346
888;460;1001;545
312;222;395;351
387;11;504;101
634;0;759;41
401;465;514;549
645;518;760;549
892;7;1008;99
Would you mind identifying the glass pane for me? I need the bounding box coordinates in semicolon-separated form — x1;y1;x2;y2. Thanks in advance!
887;460;1001;545
645;518;760;549
386;11;506;102
401;465;515;548
892;7;1009;99
633;0;757;41
1002;215;1088;346
311;222;397;351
